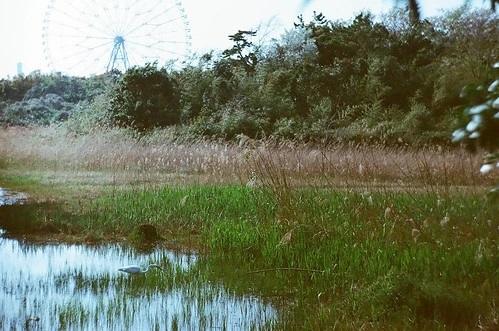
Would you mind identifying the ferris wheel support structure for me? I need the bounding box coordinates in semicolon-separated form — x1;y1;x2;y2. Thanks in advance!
107;36;130;72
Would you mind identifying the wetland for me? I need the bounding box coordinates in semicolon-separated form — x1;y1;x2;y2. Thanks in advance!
0;127;497;329
0;232;276;330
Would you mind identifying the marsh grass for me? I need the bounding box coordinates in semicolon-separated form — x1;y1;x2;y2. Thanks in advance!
1;126;497;329
0;126;490;191
40;183;497;328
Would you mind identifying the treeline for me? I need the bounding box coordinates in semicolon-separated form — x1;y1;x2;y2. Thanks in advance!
1;7;497;145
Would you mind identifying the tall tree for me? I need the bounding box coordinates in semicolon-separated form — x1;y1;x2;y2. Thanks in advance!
302;0;498;23
222;30;258;75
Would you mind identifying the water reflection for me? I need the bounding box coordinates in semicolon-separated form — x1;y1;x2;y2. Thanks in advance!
0;187;27;206
0;236;276;330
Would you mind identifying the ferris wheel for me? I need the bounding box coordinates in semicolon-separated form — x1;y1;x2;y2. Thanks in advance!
42;0;192;77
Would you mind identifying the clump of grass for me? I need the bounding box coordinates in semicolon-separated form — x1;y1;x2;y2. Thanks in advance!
356;271;483;326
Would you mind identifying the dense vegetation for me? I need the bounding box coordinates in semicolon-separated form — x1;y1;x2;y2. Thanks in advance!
1;7;497;146
0;5;498;329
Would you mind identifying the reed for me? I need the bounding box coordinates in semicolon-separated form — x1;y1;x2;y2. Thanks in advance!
0;126;497;329
0;126;488;190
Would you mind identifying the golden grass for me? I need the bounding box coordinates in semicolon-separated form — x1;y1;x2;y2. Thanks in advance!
0;126;490;194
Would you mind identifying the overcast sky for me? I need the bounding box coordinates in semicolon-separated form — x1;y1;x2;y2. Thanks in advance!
0;0;488;78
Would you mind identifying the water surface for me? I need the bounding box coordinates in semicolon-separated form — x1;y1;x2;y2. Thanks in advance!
0;187;27;206
0;233;276;330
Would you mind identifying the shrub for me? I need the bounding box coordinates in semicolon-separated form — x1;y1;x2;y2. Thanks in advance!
108;63;181;131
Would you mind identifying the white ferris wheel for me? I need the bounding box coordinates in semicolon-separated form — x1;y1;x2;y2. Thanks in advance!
42;0;192;76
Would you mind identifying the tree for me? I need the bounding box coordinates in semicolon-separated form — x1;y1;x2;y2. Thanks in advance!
222;30;259;75
302;0;499;23
108;63;180;131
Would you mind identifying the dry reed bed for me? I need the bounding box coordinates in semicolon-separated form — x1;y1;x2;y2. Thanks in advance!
0;126;489;189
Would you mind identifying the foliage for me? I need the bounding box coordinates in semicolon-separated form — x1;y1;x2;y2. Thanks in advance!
0;72;111;126
452;62;499;197
0;73;42;102
0;7;498;146
0;94;71;126
222;30;258;75
108;62;181;131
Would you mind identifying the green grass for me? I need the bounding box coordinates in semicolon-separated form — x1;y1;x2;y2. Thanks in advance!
24;183;495;329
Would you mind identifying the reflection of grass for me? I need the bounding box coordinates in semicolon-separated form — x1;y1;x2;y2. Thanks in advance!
57;302;89;329
46;257;268;330
1;127;497;329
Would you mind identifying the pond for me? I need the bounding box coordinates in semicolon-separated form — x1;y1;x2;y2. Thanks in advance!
0;187;27;206
0;234;277;330
0;188;277;330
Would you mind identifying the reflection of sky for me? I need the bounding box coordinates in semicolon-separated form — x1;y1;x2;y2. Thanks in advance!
0;0;487;78
0;237;276;329
0;187;28;206
0;238;196;277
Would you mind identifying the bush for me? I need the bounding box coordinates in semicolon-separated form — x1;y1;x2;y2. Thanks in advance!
0;94;71;126
108;63;181;131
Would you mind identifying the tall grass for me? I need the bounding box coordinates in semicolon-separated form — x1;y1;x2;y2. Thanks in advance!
0;126;489;190
31;182;494;328
0;126;497;329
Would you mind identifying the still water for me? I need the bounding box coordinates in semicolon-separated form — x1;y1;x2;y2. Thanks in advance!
0;187;27;206
0;185;277;330
0;234;277;330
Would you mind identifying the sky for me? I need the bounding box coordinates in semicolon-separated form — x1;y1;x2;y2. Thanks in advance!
0;0;490;78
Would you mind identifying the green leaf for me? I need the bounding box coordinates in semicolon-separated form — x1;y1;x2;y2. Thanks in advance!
488;79;499;92
469;131;480;139
451;129;466;142
467;104;489;115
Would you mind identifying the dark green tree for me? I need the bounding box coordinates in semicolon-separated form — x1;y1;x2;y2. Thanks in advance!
302;0;498;23
108;63;180;131
222;30;258;75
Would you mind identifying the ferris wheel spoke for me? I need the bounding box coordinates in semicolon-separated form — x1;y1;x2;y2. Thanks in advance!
55;43;111;64
116;8;137;36
103;6;131;36
53;47;107;75
48;12;114;42
50;7;98;32
125;10;182;38
127;41;188;59
43;0;192;76
126;24;188;45
135;0;172;19
137;4;178;26
150;16;187;28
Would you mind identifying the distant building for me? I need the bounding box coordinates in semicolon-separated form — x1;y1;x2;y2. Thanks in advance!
17;62;23;76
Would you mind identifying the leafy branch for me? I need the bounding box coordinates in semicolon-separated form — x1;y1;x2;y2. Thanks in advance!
452;62;499;197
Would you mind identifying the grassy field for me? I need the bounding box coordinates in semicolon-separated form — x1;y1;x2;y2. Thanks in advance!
0;126;497;329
